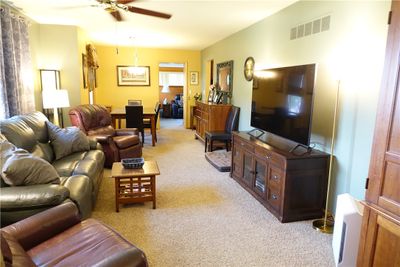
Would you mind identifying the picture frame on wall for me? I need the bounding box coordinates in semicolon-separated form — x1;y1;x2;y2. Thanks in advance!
117;65;150;86
82;54;88;89
190;71;199;85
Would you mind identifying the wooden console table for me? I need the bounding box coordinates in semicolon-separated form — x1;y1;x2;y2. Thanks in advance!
231;132;329;222
111;161;160;212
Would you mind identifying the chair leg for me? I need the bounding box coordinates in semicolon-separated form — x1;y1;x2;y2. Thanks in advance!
141;130;145;146
226;140;229;151
210;139;213;152
205;136;208;153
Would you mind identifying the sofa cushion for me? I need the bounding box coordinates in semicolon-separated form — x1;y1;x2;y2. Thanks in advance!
51;152;86;177
0;184;69;210
19;112;49;143
1;141;60;186
0;117;36;151
31;143;54;163
113;135;140;149
47;122;90;160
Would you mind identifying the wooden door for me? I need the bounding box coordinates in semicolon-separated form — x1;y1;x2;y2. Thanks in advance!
358;1;400;266
364;0;400;218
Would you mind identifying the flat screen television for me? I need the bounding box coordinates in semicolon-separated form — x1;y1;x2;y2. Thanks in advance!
250;63;316;146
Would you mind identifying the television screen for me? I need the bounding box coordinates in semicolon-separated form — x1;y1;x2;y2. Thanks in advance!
250;64;316;146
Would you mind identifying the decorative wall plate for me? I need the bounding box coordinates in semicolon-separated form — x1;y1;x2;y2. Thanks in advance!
244;57;255;81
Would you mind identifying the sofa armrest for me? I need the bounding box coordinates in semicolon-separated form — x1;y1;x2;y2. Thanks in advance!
88;137;100;150
116;128;139;136
0;185;70;210
94;247;148;267
2;202;81;250
90;134;113;144
63;175;92;220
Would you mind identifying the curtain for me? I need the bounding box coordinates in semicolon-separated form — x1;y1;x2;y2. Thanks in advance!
0;6;34;119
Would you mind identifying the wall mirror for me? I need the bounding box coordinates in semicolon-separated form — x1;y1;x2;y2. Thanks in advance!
216;60;234;103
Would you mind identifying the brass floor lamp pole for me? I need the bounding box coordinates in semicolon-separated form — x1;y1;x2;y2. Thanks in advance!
312;80;340;234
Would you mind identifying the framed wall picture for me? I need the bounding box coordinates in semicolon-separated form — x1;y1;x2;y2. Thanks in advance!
82;54;88;89
117;65;150;86
190;71;199;85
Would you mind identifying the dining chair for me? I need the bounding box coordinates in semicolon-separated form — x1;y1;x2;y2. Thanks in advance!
127;100;142;106
204;106;240;152
125;105;145;145
144;102;161;142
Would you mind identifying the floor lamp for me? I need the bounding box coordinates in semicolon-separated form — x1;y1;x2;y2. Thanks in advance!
42;89;70;127
312;80;340;234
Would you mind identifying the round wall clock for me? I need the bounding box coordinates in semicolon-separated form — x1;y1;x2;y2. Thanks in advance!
244;57;255;81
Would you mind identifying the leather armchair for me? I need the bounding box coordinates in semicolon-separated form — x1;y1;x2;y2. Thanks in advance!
69;104;142;168
1;202;148;267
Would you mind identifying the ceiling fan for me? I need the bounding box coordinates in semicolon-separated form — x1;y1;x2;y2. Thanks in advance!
96;0;172;21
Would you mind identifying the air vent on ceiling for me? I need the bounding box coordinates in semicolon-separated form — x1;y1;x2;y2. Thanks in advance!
290;15;331;40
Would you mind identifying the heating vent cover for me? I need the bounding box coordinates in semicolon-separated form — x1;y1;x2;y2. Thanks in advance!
290;15;331;40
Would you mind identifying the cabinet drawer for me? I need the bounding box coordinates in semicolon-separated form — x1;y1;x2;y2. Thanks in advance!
269;167;284;189
267;187;281;213
235;139;254;153
194;109;201;117
255;147;285;167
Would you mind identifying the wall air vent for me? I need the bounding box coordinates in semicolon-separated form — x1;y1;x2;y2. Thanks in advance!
290;15;331;40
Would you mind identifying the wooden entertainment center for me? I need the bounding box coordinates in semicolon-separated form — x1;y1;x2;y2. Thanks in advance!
231;132;329;222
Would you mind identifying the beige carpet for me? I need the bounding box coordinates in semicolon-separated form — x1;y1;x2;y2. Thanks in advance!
92;118;335;267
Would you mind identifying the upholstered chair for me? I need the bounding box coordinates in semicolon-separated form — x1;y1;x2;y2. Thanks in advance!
204;106;240;152
69;104;142;168
143;102;160;142
125;105;144;144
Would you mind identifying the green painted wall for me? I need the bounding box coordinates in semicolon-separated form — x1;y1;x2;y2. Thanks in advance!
201;0;391;211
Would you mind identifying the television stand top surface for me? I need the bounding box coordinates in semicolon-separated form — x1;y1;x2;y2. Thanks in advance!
236;131;328;159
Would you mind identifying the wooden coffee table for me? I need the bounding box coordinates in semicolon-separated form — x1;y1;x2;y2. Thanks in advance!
111;161;160;212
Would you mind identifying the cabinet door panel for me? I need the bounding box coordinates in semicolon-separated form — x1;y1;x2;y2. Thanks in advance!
243;151;253;186
232;146;243;178
254;157;267;197
366;1;400;218
358;208;400;267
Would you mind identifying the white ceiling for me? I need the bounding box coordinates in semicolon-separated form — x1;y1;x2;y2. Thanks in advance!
7;0;298;50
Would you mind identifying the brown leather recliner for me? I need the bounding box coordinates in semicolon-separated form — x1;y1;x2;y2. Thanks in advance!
0;202;148;267
69;104;142;168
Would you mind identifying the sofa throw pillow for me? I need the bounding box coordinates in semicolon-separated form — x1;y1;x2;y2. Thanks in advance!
47;121;90;160
1;145;60;186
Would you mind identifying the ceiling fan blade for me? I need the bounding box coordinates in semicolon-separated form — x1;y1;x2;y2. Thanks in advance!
110;10;123;21
127;6;171;19
117;0;136;4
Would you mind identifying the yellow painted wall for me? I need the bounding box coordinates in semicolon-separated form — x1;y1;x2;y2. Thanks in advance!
94;45;201;128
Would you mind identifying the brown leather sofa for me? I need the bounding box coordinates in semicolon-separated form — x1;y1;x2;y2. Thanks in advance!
69;104;142;168
0;112;104;226
0;202;148;267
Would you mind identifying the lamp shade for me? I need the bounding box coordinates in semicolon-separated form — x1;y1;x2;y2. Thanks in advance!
42;89;70;109
161;85;170;93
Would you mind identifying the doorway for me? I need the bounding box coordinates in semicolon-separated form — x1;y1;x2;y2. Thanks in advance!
158;62;186;127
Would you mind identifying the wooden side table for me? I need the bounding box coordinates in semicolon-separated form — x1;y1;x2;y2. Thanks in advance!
111;161;160;212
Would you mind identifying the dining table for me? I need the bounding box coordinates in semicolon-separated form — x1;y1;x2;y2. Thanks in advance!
110;107;157;146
